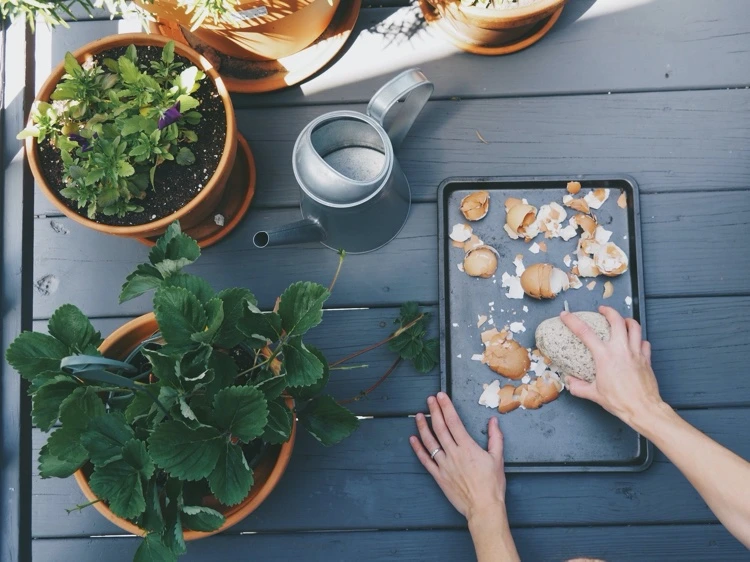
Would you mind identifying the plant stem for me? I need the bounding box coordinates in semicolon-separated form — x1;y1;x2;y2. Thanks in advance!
338;357;402;405
330;364;369;371
236;339;286;378
65;498;101;514
328;314;423;368
328;250;346;293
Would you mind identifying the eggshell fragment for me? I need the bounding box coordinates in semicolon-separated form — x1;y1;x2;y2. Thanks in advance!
449;223;473;242
586;280;597;291
463;234;484;252
603;281;614;299
594;242;629;276
532;375;564;404
478;380;501;409
498;384;520;413
482;337;531;380
567;181;582;194
506;203;538;237
501;272;525;300
460;191;490;221
574;213;598;238
564;197;590;214
617;191;628;209
584;188;610;210
514;385;543;410
520;263;569;299
464;245;499;278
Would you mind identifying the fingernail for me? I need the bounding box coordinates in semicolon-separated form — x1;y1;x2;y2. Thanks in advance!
437;392;447;400
427;396;435;405
409;436;416;443
416;413;424;420
560;310;569;317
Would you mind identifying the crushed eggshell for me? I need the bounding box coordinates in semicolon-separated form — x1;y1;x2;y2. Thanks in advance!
509;321;526;333
514;254;526;275
594;242;629;276
449;223;473;242
563;254;572;267
463;234;484;252
538;241;547;252
583;188;610;210
501;272;525;300
478;380;501;409
625;296;633;306
457;263;465;272
617;192;627;209
477;314;488;328
471;354;484;361
529;242;541;254
567;181;582;194
594;225;613;244
464;245;499;278
522;305;529;312
521;374;531;384
603;281;614;299
586;280;597;291
567;273;583;289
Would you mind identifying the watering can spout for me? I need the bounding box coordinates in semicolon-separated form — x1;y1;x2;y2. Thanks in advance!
253;219;326;248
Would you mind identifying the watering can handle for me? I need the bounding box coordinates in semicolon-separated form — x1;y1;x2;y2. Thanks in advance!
367;68;434;150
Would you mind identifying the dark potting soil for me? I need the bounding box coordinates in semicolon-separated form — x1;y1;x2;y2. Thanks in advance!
37;45;227;227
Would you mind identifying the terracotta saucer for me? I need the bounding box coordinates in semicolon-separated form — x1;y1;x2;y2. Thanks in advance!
419;0;563;56
150;0;362;93
136;133;256;248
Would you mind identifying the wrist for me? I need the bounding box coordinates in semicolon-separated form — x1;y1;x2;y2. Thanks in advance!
625;398;674;437
467;498;508;528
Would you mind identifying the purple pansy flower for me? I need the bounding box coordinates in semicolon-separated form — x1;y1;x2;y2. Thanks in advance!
68;133;93;153
158;101;181;130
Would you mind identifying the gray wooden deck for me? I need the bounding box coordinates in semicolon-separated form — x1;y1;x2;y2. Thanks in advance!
2;0;750;559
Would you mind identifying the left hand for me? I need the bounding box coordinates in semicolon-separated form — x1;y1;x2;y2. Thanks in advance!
409;392;507;521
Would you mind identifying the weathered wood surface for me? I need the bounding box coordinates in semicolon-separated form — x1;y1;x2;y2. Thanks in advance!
35;0;750;108
31;296;750;413
32;190;750;319
35;89;750;214
31;523;750;561
31;409;750;537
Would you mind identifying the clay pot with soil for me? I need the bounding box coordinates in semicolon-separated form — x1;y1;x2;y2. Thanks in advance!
21;33;254;247
419;0;567;55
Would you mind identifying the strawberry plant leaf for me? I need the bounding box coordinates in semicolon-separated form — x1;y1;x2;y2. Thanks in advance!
299;395;359;446
31;375;80;431
148;421;223;481
180;505;224;532
38;443;81;479
81;413;135;467
208;442;253;506
5;331;69;381
237;303;281;346
154;286;207;348
120;263;163;303
278;281;330;337
210;386;267;443
48;304;101;353
262;398;293;444
214;288;257;348
134;533;176;562
163;273;215;305
282;337;324;388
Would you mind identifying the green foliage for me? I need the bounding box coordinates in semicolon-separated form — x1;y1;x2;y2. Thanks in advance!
388;302;439;373
18;41;205;218
299;396;360;447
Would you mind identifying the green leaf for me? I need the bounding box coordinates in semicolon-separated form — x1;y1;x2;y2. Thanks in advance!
163;273;215;304
81;413;135;467
208;442;253;506
413;338;439;373
134;534;176;562
60;386;106;431
262;398;293;445
175;147;195;166
38;443;81;478
48;304;101;353
176;94;199;113
278;281;330;337
148;421;223;480
151;235;201;278
288;345;329;402
154;286;207;348
5;332;69;381
118;161;136;177
46;426;88;468
237;304;281;346
63;52;83;77
125;386;157;424
211;386;267;444
118;55;141;84
180;505;224;532
254;372;287;401
89;457;146;519
141;479;164;534
176;345;213;386
282;337;324;388
122;438;155;480
162;40;175;64
32;375;80;431
299;395;359;446
191;298;224;344
213;288;256;348
204;351;237;401
175;66;200;94
143;349;180;388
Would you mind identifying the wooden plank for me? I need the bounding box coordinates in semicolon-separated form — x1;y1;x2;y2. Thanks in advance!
31;1;750;110
30;523;749;561
1;19;34;562
32;295;750;414
36;89;750;214
31;408;750;537
32;190;750;318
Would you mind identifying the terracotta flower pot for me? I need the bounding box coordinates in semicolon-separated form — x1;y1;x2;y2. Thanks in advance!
141;0;341;61
422;0;567;54
26;33;238;240
73;313;296;540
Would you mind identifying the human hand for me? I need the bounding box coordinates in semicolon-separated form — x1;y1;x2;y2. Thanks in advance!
560;306;664;425
409;392;507;522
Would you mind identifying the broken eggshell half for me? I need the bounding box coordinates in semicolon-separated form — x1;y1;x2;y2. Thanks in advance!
498;384;520;414
460;191;490;221
482;336;530;380
594;242;629;276
520;263;570;299
463;245;499;278
505;199;538;239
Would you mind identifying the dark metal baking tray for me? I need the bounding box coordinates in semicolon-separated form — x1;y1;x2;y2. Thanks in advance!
437;176;652;472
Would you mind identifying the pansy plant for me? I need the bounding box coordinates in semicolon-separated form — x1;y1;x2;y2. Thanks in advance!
19;41;206;219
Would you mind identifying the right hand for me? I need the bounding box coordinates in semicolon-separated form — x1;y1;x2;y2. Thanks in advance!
560;306;664;425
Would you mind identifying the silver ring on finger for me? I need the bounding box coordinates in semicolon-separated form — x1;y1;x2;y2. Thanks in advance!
430;446;443;460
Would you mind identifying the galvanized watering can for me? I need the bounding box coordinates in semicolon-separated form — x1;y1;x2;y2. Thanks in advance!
253;69;433;254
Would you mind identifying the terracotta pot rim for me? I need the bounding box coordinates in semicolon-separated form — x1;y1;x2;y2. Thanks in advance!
26;33;238;236
73;312;296;541
454;0;565;23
